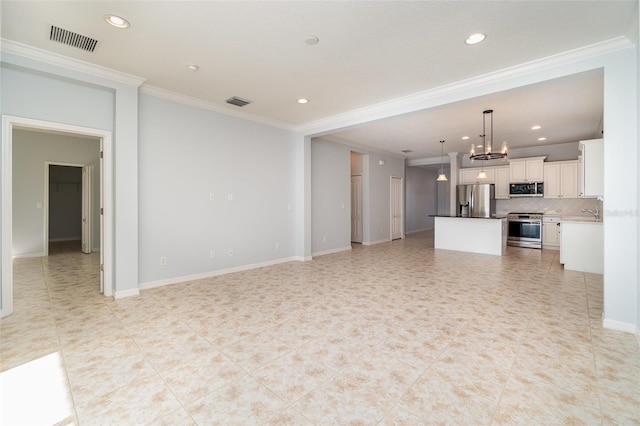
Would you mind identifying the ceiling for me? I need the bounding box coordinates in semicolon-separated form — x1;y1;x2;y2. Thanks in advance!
1;1;636;159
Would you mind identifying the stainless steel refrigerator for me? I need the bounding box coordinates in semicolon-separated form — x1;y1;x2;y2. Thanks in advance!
457;184;496;218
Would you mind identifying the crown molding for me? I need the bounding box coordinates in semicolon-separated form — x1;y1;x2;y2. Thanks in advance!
139;85;293;131
317;134;407;160
294;36;634;136
1;38;146;87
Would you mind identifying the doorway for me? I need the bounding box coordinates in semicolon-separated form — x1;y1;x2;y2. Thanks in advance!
45;164;94;256
1;116;113;317
350;152;364;244
391;176;403;240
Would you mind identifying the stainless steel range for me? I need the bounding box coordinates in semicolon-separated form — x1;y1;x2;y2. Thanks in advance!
507;212;543;249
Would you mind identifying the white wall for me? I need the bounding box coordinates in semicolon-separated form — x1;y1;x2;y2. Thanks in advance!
311;139;351;254
437;180;450;215
637;3;640;341
405;166;438;233
137;94;298;285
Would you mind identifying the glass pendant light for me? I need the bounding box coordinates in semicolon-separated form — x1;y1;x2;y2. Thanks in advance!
436;140;448;181
477;160;488;180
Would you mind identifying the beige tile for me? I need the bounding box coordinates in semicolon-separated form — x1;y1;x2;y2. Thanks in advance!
3;231;639;424
74;375;181;425
493;372;601;424
252;350;338;404
160;349;246;405
67;351;157;406
152;407;196;426
219;331;293;372
397;374;497;425
185;375;287;424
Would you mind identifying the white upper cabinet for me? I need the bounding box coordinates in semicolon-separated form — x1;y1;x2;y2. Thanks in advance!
494;166;510;199
544;161;579;198
579;138;604;197
509;157;546;182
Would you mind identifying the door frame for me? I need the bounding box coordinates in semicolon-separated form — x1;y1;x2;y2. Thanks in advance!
1;115;113;317
350;174;363;243
44;162;89;256
390;176;404;240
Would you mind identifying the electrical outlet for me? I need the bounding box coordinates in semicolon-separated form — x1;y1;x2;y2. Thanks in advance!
228;249;233;256
210;250;215;259
275;242;279;250
322;236;326;242
209;192;215;201
228;193;233;201
160;256;166;266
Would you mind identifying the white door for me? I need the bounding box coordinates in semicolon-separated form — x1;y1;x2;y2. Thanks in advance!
81;165;93;254
351;175;363;243
99;149;104;293
391;177;403;240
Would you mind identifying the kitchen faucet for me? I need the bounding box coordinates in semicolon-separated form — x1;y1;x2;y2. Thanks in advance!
581;206;600;221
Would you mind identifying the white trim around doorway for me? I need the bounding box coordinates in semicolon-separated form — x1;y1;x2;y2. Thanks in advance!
1;115;114;317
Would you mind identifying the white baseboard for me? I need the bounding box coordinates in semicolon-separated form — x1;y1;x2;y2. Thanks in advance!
602;318;638;334
363;238;390;246
12;252;45;258
139;256;302;290
114;288;140;299
312;246;352;257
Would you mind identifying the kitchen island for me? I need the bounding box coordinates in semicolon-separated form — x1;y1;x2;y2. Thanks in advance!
434;216;508;256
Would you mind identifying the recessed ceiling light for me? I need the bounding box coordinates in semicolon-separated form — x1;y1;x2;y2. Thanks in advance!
465;33;486;45
297;98;309;104
104;14;130;29
461;136;470;140
538;137;547;141
531;125;542;130
186;64;199;72
305;35;320;45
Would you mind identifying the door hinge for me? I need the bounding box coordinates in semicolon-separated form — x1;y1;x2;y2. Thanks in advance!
100;208;103;215
100;264;104;272
100;151;103;159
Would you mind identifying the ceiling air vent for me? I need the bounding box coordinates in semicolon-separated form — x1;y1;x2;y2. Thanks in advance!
226;96;252;107
50;25;98;52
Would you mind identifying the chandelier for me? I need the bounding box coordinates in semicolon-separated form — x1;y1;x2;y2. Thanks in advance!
436;140;448;182
469;109;508;161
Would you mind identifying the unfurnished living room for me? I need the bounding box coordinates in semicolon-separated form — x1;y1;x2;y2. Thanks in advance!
1;1;639;425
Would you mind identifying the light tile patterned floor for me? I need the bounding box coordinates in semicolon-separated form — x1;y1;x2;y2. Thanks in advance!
1;233;639;425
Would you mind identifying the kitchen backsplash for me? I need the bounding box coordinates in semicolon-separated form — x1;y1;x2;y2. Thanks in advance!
496;198;603;217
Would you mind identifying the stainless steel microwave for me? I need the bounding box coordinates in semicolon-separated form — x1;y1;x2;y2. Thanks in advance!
509;182;544;197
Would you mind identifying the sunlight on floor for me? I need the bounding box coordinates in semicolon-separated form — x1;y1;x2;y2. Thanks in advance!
0;352;75;425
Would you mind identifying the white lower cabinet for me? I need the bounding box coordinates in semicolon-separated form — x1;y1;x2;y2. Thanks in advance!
542;216;561;249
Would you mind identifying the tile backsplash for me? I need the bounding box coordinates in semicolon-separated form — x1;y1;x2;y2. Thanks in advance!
496;198;603;217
